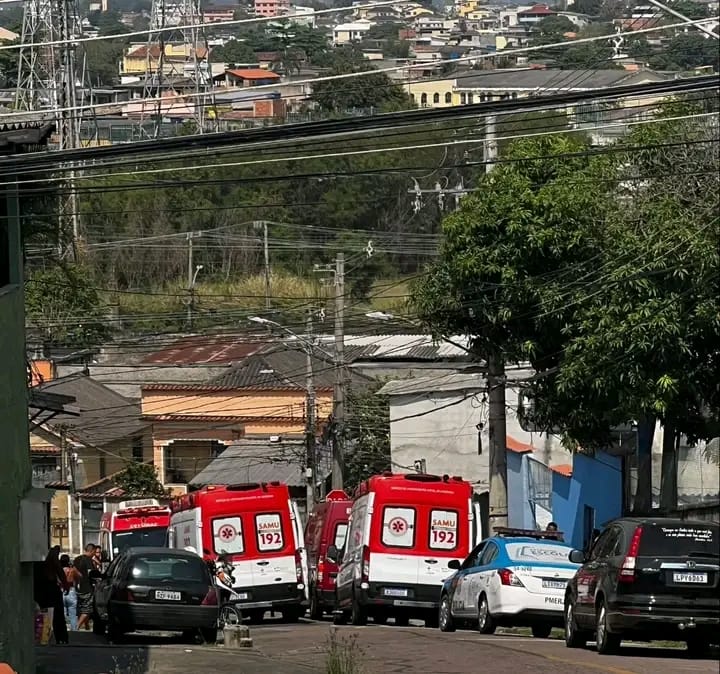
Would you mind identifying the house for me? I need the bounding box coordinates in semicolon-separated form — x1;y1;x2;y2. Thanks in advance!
254;0;289;18
120;43;210;79
204;6;235;22
0;120;55;673
215;68;283;88
517;4;556;25
332;20;373;45
0;26;20;42
139;345;371;493
214;89;287;121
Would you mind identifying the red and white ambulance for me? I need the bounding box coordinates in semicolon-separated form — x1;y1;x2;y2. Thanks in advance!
168;482;308;622
98;499;171;561
334;472;483;626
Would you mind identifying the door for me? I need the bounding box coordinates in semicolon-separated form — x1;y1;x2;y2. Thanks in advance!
336;496;368;607
290;500;309;599
251;511;296;588
371;505;419;591
95;556;123;620
469;541;500;612
211;514;253;595
420;507;463;589
574;526;621;624
453;542;486;616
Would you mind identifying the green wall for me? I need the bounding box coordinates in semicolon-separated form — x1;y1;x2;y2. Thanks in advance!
0;186;35;673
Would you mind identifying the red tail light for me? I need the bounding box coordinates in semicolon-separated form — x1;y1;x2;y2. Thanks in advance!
619;526;643;583
497;568;524;587
116;589;135;602
317;557;325;583
202;588;218;605
295;550;304;583
361;546;370;583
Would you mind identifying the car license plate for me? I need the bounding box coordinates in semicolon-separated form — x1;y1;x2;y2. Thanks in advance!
673;572;707;584
155;590;181;601
230;592;249;600
542;580;567;590
384;588;408;597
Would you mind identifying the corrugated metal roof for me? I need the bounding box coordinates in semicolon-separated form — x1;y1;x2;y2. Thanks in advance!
140;335;269;365
334;334;471;361
190;440;309;488
377;373;485;396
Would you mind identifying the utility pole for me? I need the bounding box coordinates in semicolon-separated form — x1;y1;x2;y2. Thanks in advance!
305;311;316;511
484;114;508;530
59;425;68;483
332;253;345;490
254;220;271;310
186;231;202;330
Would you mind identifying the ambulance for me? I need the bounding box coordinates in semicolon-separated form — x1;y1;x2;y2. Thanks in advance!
333;472;484;626
168;482;308;622
98;499;171;561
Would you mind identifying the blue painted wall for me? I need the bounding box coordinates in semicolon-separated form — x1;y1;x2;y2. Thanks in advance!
552;451;623;550
507;452;536;530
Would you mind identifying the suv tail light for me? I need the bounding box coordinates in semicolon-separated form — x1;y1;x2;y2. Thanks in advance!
116;588;135;602
497;568;524;587
317;556;325;583
361;546;370;583
202;588;218;605
295;550;304;583
619;526;643;583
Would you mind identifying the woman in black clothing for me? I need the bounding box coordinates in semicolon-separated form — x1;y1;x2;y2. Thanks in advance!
40;546;70;644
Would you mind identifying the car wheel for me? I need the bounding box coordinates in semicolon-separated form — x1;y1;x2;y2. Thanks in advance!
686;636;709;658
309;589;323;620
351;597;367;626
439;594;456;633
333;611;349;625
595;600;620;655
200;627;217;645
477;594;496;635
564;599;588;649
531;624;552;639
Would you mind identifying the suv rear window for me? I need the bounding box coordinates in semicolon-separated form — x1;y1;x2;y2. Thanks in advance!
639;523;718;557
127;554;209;583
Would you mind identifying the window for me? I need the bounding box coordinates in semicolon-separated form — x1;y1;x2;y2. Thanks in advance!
479;542;498;566
334;523;348;550
460;93;466;104
213;516;244;555
445;92;451;103
381;506;415;548
429;509;458;550
506;543;574;564
111;527;168;556
433;92;440;104
132;436;143;463
467;93;474;104
463;542;485;569
589;528;617;560
126;553;209;583
255;513;285;552
420;93;428;105
639;523;717;556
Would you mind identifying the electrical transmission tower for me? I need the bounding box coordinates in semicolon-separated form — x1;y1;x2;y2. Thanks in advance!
140;0;217;137
16;0;97;258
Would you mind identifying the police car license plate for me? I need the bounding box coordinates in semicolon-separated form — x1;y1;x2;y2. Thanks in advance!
542;580;567;590
155;591;181;601
384;588;408;597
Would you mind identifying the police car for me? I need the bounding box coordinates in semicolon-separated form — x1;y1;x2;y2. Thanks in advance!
438;528;580;637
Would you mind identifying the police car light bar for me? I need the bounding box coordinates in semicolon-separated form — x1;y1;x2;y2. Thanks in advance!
493;527;565;540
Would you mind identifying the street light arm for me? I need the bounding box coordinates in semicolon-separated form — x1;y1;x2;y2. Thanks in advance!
247;316;334;360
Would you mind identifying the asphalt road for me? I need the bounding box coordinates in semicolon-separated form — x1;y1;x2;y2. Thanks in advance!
36;618;720;674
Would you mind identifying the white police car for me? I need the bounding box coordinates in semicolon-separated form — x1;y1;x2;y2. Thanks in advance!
439;528;580;637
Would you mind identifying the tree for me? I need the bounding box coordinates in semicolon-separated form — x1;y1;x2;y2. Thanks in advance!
532;15;576;43
650;33;720;71
0;40;19;88
344;382;392;491
310;46;412;113
82;39;126;86
211;39;256;66
115;461;168;498
25;264;110;347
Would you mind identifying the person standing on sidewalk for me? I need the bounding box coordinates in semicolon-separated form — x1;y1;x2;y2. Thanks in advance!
74;544;98;631
42;546;70;644
60;554;81;631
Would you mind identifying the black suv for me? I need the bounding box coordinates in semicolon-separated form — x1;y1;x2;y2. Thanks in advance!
563;517;719;656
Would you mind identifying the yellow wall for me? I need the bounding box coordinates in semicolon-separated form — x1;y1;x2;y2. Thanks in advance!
406;79;460;108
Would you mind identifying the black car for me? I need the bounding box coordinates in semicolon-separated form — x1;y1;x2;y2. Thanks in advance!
93;547;219;642
563;517;719;656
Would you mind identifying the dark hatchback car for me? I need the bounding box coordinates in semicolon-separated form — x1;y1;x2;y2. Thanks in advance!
93;547;219;642
564;517;719;656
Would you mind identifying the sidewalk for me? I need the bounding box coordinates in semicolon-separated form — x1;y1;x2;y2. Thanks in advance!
35;633;317;674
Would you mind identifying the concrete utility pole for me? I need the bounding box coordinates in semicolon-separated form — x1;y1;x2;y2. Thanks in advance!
333;253;346;490
254;221;271;311
186;231;202;329
305;312;316;511
484;115;508;530
59;425;68;483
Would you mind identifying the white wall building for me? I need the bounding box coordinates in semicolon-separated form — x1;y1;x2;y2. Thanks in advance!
332;20;373;45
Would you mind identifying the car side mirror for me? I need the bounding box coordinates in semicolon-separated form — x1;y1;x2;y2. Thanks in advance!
326;545;339;562
569;549;586;564
447;559;461;570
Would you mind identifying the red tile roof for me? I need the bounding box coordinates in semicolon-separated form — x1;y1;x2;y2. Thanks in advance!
227;68;281;80
145;414;301;423
520;4;555;14
550;463;573;477
140;335;268;365
506;436;534;453
31;445;61;455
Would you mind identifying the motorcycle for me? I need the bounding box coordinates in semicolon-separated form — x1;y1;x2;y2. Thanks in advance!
206;550;243;627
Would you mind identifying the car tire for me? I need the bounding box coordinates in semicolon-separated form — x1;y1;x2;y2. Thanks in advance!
333;611;349;625
200;627;217;645
309;589;323;620
351;597;367;626
686;636;710;658
531;624;552;639
595;599;620;655
439;594;456;633
477;594;496;635
564;599;588;649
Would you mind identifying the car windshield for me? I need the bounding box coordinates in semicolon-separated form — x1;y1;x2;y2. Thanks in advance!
112;527;168;556
126;554;209;583
505;542;575;564
640;523;718;557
